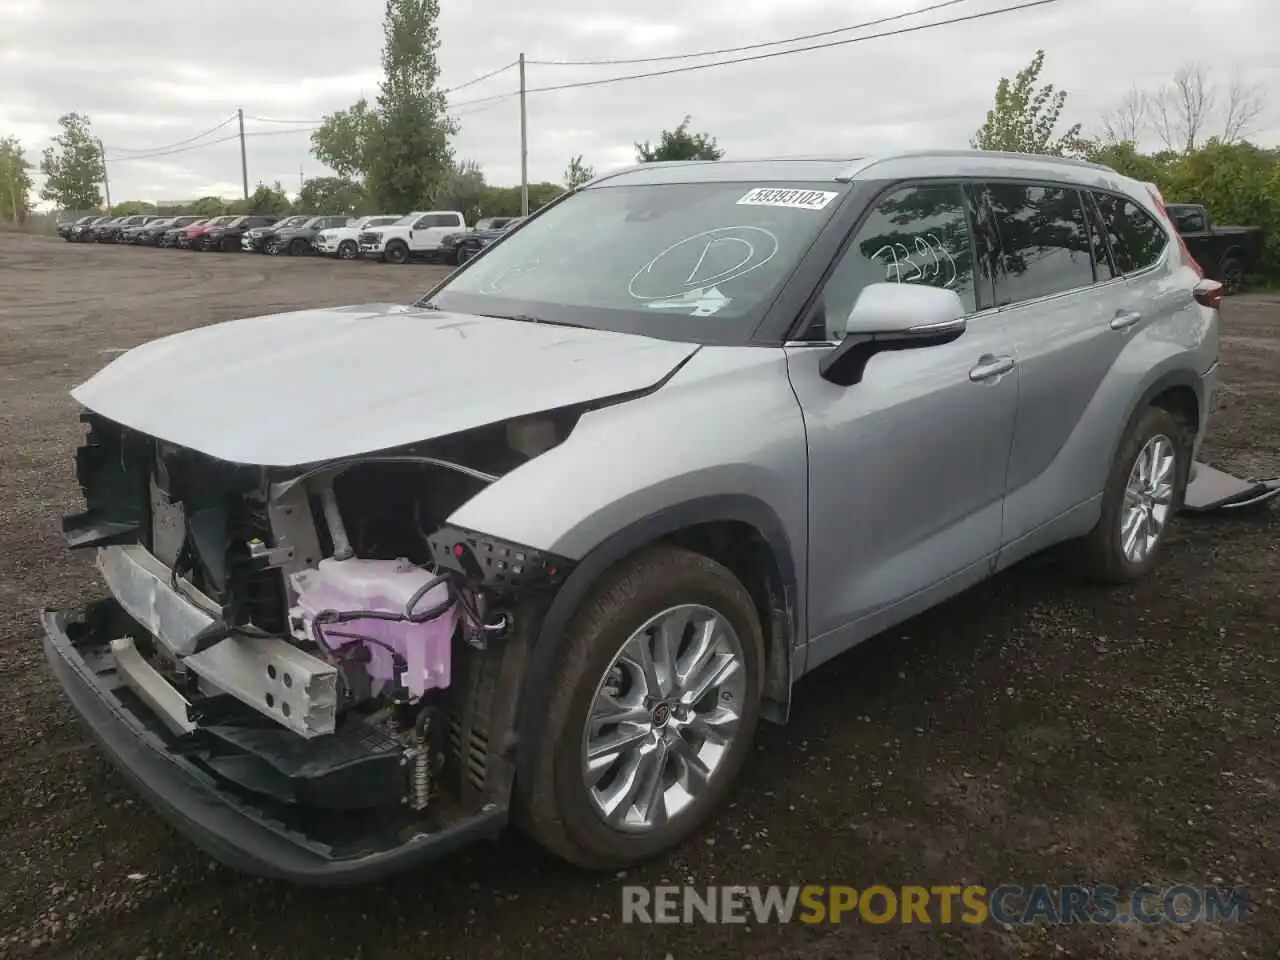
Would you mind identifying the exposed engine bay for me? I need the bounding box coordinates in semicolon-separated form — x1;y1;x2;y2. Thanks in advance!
63;409;577;825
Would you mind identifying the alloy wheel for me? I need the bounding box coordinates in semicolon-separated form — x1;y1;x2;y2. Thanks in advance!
1121;433;1176;563
581;603;746;833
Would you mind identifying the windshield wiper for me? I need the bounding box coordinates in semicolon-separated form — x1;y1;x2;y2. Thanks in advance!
485;313;588;329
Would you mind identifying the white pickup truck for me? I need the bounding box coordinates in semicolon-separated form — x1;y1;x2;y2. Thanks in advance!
314;215;404;260
357;211;467;264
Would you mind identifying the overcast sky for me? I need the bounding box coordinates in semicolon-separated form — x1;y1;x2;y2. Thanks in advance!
3;0;1277;208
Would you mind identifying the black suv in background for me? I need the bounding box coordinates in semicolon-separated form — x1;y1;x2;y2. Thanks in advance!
63;215;107;241
198;215;280;252
1165;202;1265;294
439;216;520;265
241;215;309;252
262;215;347;256
132;216;204;245
96;215;155;242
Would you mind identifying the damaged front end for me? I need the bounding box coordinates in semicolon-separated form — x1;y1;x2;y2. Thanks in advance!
44;410;578;883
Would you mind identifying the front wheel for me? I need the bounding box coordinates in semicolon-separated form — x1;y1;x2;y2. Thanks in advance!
1219;256;1244;296
1072;405;1187;584
518;545;765;870
458;246;475;264
338;240;358;260
384;240;409;265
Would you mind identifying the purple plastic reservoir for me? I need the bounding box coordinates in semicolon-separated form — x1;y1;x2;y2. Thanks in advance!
288;557;457;699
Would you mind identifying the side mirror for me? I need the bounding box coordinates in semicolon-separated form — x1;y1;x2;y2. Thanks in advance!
819;283;967;386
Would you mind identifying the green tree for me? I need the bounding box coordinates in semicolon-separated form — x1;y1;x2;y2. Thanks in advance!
311;98;378;180
111;200;158;216
39;112;104;210
297;175;367;214
311;1;458;211
0;136;34;222
188;196;227;217
564;154;595;188
635;116;723;162
434;159;486;221
971;50;1083;157
365;0;457;211
245;181;292;215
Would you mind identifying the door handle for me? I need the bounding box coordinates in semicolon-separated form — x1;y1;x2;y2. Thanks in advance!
1110;310;1142;331
969;354;1015;383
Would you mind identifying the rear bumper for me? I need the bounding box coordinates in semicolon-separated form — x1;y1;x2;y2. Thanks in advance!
41;602;508;886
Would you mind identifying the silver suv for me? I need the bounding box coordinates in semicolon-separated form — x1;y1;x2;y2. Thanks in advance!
42;150;1222;884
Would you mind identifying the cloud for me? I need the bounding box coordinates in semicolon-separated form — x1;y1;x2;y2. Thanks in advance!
2;0;1275;207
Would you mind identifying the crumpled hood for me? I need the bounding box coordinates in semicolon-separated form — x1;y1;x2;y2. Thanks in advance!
71;303;698;467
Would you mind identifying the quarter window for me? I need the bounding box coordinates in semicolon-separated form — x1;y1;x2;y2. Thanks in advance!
1091;192;1167;274
984;184;1094;305
808;183;977;340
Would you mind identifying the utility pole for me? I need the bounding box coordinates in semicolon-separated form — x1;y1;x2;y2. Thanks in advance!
9;172;19;224
238;108;249;200
299;164;304;195
519;52;528;216
98;138;112;213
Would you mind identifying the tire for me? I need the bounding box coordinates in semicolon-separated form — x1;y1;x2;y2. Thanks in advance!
458;246;474;264
518;544;765;870
289;238;308;256
384;240;409;265
266;240;280;256
443;248;458;266
338;240;358;261
1071;405;1187;584
1219;256;1244;296
222;236;237;253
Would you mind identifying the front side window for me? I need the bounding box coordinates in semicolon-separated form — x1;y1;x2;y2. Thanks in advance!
1091;192;1167;274
985;183;1094;305
803;183;977;341
430;181;849;345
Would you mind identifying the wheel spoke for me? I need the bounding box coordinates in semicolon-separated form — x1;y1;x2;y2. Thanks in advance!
634;739;670;826
682;653;741;708
669;735;711;796
598;749;647;824
675;618;718;694
654;610;690;698
1123;510;1145;559
619;636;662;699
1152;449;1174;488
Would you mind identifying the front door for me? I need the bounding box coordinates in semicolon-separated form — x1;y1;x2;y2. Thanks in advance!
785;181;1020;669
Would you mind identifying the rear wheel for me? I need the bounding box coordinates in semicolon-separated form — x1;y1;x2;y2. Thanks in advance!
338;240;358;260
518;545;765;870
1220;256;1244;296
384;240;409;265
1072;405;1186;583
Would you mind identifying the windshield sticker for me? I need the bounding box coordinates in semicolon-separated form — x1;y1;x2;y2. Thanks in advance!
643;286;732;317
870;234;959;287
736;188;838;211
629;226;778;302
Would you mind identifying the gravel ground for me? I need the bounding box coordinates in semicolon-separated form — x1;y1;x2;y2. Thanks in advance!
0;232;1276;959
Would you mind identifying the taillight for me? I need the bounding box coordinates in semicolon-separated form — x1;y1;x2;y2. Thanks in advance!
1193;278;1224;309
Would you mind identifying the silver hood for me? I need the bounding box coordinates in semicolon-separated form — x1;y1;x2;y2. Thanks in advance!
71;303;698;466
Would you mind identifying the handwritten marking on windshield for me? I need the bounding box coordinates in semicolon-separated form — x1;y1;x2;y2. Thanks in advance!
869;234;959;288
628;226;779;302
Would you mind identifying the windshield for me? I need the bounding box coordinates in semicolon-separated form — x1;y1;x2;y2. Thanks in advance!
427;181;847;345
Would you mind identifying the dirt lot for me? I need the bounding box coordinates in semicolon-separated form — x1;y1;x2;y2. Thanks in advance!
0;232;1276;959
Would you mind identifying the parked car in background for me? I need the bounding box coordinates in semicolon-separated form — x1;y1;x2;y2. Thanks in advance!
80;216;123;242
59;215;95;240
358;210;467;264
39;151;1223;884
65;215;107;241
1164;202;1263;294
133;216;203;246
198;215;280;252
315;215;403;260
263;215;348;256
178;215;237;249
158;218;207;248
119;217;168;244
240;215;310;253
454;217;524;264
438;216;520;265
97;215;155;243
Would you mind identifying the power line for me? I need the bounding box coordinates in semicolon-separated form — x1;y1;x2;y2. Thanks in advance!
102;114;238;155
105;126;320;164
526;0;974;66
443;59;518;93
458;0;1062;109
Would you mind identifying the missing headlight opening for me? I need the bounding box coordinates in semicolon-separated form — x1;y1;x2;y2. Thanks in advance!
60;408;578;825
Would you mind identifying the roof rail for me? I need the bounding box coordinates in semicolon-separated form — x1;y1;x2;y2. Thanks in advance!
837;148;1118;181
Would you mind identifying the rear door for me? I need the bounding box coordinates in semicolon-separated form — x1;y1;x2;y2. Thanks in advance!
414;212;465;251
983;181;1169;564
785;181;1020;662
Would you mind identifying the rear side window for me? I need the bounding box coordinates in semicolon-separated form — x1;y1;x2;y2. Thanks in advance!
423;213;461;227
1091;192;1167;273
984;183;1094;305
